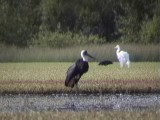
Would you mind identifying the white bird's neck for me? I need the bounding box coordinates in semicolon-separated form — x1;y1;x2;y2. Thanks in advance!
116;46;120;54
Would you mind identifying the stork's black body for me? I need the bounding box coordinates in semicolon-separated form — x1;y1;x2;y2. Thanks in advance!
98;60;113;66
65;50;94;88
65;58;89;88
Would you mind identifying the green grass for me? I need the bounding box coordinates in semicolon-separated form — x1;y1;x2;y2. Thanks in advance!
0;110;159;120
0;62;159;94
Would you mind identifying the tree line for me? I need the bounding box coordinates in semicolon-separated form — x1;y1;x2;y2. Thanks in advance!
0;0;159;47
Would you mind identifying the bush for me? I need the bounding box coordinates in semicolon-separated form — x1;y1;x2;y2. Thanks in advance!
32;31;105;48
140;15;160;44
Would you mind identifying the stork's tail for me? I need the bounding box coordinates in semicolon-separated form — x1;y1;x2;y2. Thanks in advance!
65;77;75;88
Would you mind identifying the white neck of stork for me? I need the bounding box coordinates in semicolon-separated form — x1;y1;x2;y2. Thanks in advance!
81;50;89;62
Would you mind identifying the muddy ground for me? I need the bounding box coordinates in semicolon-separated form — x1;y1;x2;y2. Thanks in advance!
0;93;160;112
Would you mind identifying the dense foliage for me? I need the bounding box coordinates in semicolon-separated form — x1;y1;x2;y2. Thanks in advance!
0;0;159;47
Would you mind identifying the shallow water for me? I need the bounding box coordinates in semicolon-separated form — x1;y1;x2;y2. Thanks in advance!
0;94;160;112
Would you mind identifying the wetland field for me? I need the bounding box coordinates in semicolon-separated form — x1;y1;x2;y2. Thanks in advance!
0;62;159;119
0;62;159;94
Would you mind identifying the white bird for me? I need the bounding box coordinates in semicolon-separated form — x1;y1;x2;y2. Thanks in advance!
114;45;130;68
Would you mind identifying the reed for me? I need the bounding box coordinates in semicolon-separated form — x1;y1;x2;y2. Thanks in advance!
0;44;159;62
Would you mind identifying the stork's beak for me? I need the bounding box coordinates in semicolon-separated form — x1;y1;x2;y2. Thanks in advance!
86;53;95;60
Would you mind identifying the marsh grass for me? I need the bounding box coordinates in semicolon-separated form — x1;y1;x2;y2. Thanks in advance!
0;44;159;62
0;62;159;94
0;110;159;120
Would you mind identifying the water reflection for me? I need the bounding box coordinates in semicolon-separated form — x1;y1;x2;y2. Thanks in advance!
0;94;160;112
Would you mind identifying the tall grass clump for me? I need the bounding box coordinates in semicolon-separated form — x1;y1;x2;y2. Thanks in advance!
0;44;159;62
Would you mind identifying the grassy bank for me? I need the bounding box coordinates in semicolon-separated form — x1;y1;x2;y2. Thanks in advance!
0;62;159;94
0;110;159;120
0;44;160;62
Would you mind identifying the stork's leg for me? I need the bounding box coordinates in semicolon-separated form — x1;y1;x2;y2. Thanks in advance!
74;75;81;91
75;83;79;90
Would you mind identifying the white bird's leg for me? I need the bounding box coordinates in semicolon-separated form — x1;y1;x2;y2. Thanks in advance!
126;61;130;68
120;62;123;68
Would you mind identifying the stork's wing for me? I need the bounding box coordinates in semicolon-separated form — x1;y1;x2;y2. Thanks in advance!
66;63;76;77
65;63;80;88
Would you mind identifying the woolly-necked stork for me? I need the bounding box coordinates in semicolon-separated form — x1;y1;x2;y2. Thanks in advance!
65;50;94;88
